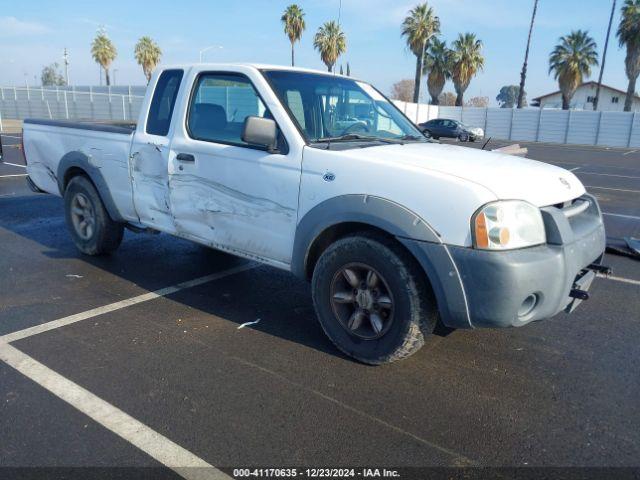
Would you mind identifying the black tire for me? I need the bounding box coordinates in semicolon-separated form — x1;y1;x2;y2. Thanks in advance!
458;132;469;142
64;175;124;255
311;233;438;365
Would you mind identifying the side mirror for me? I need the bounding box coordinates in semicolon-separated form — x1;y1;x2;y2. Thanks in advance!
242;116;278;152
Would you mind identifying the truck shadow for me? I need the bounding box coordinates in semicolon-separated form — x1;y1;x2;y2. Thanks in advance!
0;193;360;362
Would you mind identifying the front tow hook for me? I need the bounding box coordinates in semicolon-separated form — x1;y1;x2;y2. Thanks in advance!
569;289;590;301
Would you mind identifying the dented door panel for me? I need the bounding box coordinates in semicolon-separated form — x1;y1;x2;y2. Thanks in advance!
167;140;299;264
129;136;176;233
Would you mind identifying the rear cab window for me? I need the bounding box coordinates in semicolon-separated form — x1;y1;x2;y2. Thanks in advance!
146;69;184;136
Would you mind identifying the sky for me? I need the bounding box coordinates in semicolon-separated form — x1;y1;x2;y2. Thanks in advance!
0;0;632;105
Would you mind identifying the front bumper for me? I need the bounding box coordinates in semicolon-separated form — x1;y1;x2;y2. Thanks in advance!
401;194;606;329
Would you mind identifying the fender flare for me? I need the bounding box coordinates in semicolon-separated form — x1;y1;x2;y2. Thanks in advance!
291;194;442;279
291;195;472;329
57;151;125;222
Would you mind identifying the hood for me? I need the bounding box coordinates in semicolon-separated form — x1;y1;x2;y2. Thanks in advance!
340;142;585;207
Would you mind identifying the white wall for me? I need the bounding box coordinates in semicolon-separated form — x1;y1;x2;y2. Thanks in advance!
394;99;640;148
392;100;439;124
0;86;143;124
3;88;639;149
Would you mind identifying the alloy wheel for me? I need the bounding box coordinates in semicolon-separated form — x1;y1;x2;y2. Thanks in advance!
70;192;96;240
330;263;395;340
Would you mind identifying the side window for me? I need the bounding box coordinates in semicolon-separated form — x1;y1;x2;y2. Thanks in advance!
187;73;270;146
146;69;184;136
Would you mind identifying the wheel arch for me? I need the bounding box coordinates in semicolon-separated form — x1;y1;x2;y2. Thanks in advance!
57;151;125;222
292;195;472;330
291;195;441;280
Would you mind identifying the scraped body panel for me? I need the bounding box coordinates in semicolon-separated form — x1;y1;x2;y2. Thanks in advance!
23;121;138;222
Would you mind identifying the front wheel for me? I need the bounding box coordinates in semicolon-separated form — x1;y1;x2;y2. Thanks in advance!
458;132;469;142
311;234;438;365
64;175;124;255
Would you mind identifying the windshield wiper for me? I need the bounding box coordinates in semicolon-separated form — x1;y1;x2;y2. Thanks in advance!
315;134;403;145
398;134;424;141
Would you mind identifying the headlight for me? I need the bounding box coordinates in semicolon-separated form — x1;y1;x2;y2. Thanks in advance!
472;200;546;250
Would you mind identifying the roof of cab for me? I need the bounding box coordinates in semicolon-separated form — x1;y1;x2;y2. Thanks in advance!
158;63;357;80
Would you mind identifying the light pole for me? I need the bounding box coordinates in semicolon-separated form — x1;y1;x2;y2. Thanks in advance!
113;69;118;86
63;48;70;86
594;0;617;111
518;0;538;109
199;45;223;62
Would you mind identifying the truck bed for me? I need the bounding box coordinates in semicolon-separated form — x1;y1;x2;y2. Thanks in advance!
23;117;138;221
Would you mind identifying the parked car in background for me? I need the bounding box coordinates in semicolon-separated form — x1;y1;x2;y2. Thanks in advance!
419;118;484;142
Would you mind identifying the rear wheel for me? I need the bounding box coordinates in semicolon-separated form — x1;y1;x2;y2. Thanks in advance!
64;175;124;255
311;234;438;365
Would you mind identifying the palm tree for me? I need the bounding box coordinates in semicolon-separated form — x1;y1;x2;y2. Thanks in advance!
423;38;451;105
281;4;306;67
134;36;162;84
518;0;539;108
313;21;346;72
450;33;485;106
91;29;117;86
617;0;640;111
549;30;599;110
401;3;440;103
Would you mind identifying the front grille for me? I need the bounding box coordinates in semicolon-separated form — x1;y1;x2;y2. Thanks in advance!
556;197;591;219
542;194;603;245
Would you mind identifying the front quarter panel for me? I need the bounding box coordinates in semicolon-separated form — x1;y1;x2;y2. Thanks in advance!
298;145;497;247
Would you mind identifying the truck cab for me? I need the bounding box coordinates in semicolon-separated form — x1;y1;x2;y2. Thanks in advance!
23;64;607;364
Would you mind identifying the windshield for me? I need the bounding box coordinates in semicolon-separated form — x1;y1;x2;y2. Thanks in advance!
262;70;426;146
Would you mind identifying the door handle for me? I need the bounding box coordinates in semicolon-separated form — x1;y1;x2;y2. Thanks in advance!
176;153;195;162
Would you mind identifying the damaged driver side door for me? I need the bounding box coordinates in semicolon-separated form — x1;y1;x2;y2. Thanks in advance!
167;71;300;266
130;69;184;233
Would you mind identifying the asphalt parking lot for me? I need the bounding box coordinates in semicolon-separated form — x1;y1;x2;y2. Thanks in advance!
1;133;639;478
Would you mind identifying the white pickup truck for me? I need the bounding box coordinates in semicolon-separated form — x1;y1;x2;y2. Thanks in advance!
21;64;607;364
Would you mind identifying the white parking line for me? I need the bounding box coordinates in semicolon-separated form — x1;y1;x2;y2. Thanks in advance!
2;162;26;168
586;185;640;194
603;212;640;221
569;167;581;172
622;149;638;156
600;275;640;287
0;264;256;479
578;172;640;180
0;174;27;178
0;343;229;480
0;264;257;344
